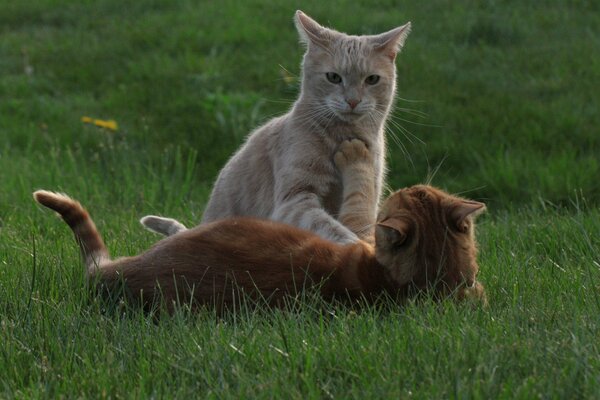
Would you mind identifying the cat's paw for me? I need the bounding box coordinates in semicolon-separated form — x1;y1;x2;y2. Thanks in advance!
334;139;371;170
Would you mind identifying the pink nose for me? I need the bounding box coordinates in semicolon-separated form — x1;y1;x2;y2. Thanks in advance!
346;98;361;110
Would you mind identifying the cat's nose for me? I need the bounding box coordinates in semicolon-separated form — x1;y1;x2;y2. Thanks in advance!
346;98;361;110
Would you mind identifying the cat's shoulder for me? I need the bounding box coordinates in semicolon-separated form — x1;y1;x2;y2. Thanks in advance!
239;114;290;150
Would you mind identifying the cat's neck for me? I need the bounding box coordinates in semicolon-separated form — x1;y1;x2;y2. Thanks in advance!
334;242;399;299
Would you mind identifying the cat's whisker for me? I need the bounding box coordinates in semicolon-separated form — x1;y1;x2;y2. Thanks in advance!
374;108;423;145
395;107;429;119
390;132;415;169
371;113;413;165
393;121;425;146
292;104;330;123
382;182;395;197
296;107;335;132
389;114;441;129
395;96;426;104
452;185;488;197
385;117;416;145
261;98;331;122
265;98;296;105
366;112;406;156
425;156;447;185
322;110;338;133
294;109;327;125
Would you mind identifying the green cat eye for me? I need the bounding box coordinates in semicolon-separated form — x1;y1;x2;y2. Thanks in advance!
326;72;342;84
365;75;380;85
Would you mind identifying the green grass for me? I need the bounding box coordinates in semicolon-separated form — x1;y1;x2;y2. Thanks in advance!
1;0;599;398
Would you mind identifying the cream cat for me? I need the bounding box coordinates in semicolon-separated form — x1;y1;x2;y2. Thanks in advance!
144;138;379;242
142;11;411;244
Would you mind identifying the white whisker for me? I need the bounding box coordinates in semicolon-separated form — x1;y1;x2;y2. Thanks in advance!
396;107;429;119
395;96;426;104
452;186;488;197
425;155;447;185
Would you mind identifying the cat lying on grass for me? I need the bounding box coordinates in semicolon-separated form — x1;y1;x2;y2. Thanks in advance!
34;141;486;312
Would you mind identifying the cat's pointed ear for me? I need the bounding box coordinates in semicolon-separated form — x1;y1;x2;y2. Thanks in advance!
294;10;334;49
372;22;412;62
450;200;486;233
377;217;410;247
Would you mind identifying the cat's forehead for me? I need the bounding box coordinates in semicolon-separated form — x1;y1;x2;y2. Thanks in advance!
332;37;372;72
390;185;438;206
380;185;456;217
308;36;390;75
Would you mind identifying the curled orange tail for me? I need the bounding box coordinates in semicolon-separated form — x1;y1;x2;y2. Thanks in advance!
33;190;110;273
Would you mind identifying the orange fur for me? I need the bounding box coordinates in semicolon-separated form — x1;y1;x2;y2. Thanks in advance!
33;185;486;312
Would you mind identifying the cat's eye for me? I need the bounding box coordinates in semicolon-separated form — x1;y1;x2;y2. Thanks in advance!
365;75;380;85
326;72;342;84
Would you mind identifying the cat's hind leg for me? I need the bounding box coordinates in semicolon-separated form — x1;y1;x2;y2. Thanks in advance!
140;215;188;237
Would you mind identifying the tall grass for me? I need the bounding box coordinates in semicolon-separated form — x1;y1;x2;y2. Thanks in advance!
1;0;599;398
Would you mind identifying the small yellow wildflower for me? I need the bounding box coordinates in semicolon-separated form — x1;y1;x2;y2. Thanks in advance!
81;116;118;131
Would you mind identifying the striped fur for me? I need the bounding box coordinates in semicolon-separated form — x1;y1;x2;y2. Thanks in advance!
375;185;486;299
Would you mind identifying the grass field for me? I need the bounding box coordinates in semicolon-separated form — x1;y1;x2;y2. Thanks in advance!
1;0;599;398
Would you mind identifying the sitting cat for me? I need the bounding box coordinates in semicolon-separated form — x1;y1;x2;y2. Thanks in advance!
143;139;381;242
34;144;486;311
142;11;412;244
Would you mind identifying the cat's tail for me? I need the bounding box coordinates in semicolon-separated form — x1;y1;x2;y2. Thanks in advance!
33;190;110;273
140;215;188;237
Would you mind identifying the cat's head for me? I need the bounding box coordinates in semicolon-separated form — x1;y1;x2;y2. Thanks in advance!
374;185;487;300
294;11;411;124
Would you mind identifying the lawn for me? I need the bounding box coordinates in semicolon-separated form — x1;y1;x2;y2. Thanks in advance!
1;0;599;398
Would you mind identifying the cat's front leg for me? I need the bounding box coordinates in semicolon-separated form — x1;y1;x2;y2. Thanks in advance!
334;139;377;244
271;192;359;244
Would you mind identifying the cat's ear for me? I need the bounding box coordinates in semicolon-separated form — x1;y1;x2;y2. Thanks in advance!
372;22;412;62
450;200;486;233
377;217;410;247
294;10;334;49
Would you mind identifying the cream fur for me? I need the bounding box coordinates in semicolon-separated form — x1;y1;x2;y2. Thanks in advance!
142;11;411;244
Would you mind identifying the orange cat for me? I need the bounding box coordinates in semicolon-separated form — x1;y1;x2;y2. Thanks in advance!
33;184;486;311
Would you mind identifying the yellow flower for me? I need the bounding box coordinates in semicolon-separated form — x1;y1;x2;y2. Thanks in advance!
81;116;118;131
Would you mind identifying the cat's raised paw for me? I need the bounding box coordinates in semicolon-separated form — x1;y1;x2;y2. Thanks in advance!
334;139;371;170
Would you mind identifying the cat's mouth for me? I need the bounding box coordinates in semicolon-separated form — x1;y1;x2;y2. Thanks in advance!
336;110;367;122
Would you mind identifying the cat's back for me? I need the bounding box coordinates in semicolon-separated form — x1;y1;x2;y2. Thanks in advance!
124;216;353;308
143;216;342;277
202;115;289;222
